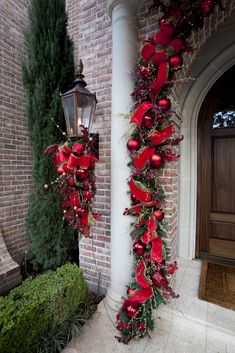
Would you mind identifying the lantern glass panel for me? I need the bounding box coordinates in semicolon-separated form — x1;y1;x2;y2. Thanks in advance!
76;92;96;135
62;94;75;137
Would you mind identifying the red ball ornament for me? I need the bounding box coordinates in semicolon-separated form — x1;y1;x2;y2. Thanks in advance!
202;0;213;15
156;98;171;111
154;209;164;221
152;272;166;286
127;138;141;151
169;55;183;69
76;169;88;180
131;194;138;204
139;65;151;79
150;153;163;168
133;241;146;256
126;304;139;318
142;113;154;128
127;287;136;297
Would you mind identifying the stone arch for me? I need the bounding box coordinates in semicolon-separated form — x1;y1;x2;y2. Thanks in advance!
178;10;235;259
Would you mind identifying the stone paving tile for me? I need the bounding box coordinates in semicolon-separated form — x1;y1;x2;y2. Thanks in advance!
62;259;235;353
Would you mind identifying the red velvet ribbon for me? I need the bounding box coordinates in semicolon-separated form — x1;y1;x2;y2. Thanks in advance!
61;143;72;155
141;217;163;263
121;288;153;311
150;125;175;145
136;260;151;289
77;154;97;169
167;38;184;55
54;151;69;166
129;204;143;215
141;43;155;62
126;199;160;216
129;178;152;203
72;143;85;155
141;217;157;244
142;23;184;99
133;145;155;170
149;62;168;98
155;25;175;45
141;25;174;62
133;125;174;170
129;102;153;127
63;163;75;174
67;153;80;169
150;237;163;262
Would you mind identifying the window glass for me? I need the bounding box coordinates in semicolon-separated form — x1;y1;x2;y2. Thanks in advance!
212;110;235;129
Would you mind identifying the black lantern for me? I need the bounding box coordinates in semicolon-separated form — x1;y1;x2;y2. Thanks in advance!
60;59;97;139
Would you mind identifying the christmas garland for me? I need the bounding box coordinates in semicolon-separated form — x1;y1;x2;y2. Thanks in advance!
116;0;224;344
45;127;99;237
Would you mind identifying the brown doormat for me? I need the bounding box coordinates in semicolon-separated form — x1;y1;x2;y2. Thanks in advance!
199;261;235;311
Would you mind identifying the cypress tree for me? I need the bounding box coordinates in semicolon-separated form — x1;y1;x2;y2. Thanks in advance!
23;0;77;269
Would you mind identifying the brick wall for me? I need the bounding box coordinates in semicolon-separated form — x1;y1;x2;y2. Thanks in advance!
0;0;31;266
66;0;112;293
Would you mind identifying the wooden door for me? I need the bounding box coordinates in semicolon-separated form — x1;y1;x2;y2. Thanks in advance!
197;65;235;264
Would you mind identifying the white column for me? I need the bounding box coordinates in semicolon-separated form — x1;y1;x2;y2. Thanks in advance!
105;0;138;310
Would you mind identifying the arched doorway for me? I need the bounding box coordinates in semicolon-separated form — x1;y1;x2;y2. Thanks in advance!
197;65;235;264
178;11;235;260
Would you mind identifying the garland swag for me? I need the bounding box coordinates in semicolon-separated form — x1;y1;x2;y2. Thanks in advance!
116;0;224;344
45;128;99;238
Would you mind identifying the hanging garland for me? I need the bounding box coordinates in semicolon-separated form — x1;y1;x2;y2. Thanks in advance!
116;0;224;344
45;127;99;237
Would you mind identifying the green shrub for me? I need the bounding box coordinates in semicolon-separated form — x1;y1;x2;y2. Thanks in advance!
0;263;88;353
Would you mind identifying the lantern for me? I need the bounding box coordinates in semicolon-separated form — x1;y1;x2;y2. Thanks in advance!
60;59;97;139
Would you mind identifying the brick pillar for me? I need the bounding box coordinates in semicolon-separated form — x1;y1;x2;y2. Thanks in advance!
0;229;22;294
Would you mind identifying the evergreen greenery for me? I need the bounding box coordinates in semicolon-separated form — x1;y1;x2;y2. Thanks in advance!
23;0;77;269
0;264;94;353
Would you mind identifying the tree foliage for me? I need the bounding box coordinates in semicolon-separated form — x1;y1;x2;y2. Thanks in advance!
23;0;77;269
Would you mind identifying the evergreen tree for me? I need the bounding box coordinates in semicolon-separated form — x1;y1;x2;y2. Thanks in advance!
23;0;77;269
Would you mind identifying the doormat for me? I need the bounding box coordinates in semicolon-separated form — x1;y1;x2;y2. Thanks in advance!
199;261;235;311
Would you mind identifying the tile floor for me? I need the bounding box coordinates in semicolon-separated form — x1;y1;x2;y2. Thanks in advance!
62;258;235;353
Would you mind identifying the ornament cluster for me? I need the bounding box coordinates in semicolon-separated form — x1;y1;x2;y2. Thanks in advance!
116;0;223;344
45;127;99;237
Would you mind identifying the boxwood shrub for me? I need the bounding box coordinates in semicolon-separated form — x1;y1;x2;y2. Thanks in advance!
0;263;88;353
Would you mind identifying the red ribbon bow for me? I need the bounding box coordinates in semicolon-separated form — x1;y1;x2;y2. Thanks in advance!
142;24;184;98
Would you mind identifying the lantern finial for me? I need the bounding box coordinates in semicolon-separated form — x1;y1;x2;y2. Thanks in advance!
76;59;84;76
74;59;87;87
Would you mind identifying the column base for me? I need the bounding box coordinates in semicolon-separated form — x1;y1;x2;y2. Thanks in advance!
105;286;123;311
